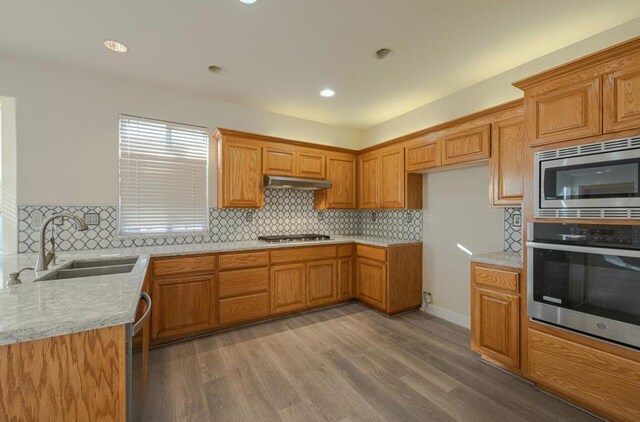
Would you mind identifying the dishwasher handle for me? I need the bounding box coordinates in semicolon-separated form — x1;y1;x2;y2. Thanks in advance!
133;292;151;336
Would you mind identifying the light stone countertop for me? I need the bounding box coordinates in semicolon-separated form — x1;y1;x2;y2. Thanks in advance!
469;250;523;269
0;236;420;346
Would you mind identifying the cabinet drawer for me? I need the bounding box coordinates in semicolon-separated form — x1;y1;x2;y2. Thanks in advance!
528;329;640;422
356;244;386;262
153;255;217;277
219;251;269;270
219;293;270;325
219;267;269;298
473;265;519;293
271;245;336;264
337;243;354;257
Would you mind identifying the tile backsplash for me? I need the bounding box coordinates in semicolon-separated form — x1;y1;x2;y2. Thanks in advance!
503;207;522;254
18;189;423;253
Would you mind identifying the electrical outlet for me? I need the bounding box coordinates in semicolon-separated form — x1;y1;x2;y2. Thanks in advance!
513;214;522;227
31;211;44;227
371;211;377;222
317;211;325;221
404;211;413;223
423;291;432;303
244;210;254;223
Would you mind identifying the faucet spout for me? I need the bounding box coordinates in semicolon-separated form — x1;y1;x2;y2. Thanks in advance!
36;213;89;271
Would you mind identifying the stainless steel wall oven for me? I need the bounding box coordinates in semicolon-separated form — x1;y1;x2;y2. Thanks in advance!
527;222;640;348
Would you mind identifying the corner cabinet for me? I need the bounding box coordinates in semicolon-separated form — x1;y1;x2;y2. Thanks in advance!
216;131;263;208
489;115;524;206
357;146;422;209
314;152;357;209
470;262;521;372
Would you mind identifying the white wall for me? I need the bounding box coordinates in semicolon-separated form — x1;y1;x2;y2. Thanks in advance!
362;17;640;146
0;54;361;206
422;165;504;327
0;97;18;254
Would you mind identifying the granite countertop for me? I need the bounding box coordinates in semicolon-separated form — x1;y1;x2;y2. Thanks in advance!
470;250;523;269
0;236;420;346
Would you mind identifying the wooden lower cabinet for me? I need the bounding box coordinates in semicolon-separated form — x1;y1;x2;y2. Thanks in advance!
219;293;270;325
0;325;127;421
152;274;217;342
337;257;354;299
306;260;337;307
472;286;520;369
357;258;387;310
470;262;521;372
528;328;640;422
270;263;306;315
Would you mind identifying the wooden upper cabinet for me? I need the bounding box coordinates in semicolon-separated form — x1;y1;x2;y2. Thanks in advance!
263;147;296;176
490;116;525;206
405;137;442;172
380;148;405;208
315;153;357;209
604;64;640;133
525;75;602;146
442;124;491;166
217;134;263;208
297;152;326;179
270;263;306;315
263;145;326;179
306;260;337;307
358;154;380;208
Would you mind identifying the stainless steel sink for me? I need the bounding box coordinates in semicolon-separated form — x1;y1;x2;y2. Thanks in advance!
36;257;138;281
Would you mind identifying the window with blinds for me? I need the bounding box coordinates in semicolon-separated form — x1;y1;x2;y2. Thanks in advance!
118;115;209;235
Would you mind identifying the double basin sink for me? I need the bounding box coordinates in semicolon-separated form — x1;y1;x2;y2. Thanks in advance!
36;256;139;281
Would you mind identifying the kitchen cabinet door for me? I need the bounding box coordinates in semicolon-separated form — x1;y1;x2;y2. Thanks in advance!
218;139;263;208
472;286;520;369
490;116;524;206
380;148;405;208
296;152;326;179
315;153;357;209
358;154;380;208
405;138;442;172
604;64;640;133
306;260;337;307
357;258;386;311
263;147;296;177
526;75;602;146
337;257;354;299
270;263;306;315
442;124;491;166
152;275;216;341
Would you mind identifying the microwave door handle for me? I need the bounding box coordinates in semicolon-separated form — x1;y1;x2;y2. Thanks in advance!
526;242;640;258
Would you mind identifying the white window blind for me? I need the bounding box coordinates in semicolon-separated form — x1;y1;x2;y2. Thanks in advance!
118;115;209;235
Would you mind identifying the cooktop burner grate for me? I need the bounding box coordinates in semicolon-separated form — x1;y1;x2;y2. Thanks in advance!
257;234;331;243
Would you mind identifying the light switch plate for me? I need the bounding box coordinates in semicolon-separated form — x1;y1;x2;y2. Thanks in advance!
84;212;100;226
513;214;522;227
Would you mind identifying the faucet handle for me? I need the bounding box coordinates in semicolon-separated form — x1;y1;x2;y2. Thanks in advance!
8;267;35;285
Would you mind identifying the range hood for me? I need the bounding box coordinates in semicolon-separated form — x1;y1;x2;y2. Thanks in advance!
263;175;332;191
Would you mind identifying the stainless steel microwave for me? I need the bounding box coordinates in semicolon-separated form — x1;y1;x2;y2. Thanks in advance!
535;135;640;219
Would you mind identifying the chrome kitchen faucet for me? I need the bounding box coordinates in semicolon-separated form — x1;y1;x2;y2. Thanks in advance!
35;213;89;271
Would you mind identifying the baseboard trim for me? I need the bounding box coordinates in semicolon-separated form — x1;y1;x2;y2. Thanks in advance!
421;303;470;329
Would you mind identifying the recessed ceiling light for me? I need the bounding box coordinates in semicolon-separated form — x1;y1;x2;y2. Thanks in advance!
239;0;257;4
208;65;227;74
103;39;128;53
319;89;336;98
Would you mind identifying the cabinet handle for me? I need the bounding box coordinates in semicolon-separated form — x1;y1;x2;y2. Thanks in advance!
133;292;152;336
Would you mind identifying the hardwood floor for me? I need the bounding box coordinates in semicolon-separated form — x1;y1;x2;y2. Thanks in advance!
142;303;597;422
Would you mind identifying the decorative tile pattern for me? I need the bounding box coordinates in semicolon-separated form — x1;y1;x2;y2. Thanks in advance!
18;190;423;252
503;207;522;254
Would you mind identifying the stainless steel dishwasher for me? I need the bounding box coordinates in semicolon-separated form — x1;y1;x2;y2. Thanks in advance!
127;292;152;422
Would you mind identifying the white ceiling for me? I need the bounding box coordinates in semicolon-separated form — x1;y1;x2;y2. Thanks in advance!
1;0;640;128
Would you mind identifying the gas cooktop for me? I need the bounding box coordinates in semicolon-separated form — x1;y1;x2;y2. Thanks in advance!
257;234;331;243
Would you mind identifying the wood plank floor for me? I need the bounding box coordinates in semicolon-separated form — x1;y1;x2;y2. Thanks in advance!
141;303;598;422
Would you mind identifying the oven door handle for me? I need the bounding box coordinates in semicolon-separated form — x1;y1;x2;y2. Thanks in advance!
526;241;640;258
